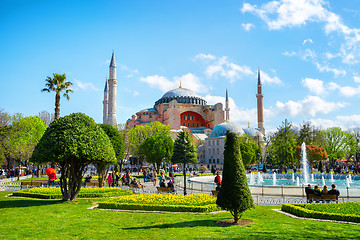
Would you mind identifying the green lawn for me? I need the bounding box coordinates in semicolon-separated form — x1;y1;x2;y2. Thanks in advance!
1;191;359;239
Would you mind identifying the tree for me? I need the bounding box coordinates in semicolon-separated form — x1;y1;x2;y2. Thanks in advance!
216;131;254;223
30;113;116;201
268;119;298;167
171;130;198;164
239;135;261;167
295;145;327;164
140;134;173;173
42;73;73;119
171;130;198;195
127;121;171;156
321;127;358;167
96;124;125;187
296;121;323;146
38;110;54;126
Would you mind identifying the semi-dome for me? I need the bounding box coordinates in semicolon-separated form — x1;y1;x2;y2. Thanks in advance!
154;87;207;107
209;122;244;138
243;128;264;138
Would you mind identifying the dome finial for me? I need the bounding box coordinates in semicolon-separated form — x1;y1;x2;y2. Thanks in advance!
248;121;250;128
179;80;182;88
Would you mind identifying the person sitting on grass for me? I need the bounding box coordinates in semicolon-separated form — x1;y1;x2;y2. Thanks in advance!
131;178;144;189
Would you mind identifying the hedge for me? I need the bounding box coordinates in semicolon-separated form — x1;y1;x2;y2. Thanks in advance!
98;202;221;213
12;190;133;199
281;203;360;223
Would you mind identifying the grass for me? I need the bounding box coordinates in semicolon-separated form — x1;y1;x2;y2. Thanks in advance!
305;202;360;215
1;191;360;239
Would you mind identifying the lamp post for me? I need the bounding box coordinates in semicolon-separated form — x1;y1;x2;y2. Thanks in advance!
183;138;188;195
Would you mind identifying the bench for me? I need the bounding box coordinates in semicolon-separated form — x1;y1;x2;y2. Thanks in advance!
307;193;338;203
85;182;99;187
157;187;172;193
20;181;42;189
212;190;219;196
130;183;144;189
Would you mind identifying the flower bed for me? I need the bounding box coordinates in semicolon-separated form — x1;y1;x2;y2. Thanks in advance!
99;194;221;213
282;203;360;223
12;187;133;199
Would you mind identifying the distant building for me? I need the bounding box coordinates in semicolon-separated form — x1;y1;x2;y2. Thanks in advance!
126;82;224;133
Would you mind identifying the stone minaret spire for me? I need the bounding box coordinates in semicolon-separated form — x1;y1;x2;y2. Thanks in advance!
107;50;117;126
103;78;109;124
256;67;265;135
225;88;230;122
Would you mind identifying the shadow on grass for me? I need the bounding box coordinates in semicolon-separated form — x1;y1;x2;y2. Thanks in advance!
122;219;230;230
0;197;61;209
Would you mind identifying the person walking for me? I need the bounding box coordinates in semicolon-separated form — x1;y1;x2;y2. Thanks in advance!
152;168;157;186
107;173;113;187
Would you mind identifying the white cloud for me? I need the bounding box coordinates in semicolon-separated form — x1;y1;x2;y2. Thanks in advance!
203;56;253;83
302;48;317;60
338;86;360;97
302;78;325;95
315;62;346;77
194;53;216;61
74;79;99;91
353;74;360;83
275;96;345;117
140;73;208;93
242;0;360;64
282;51;296;56
336;115;360;129
260;71;282;85
303;38;313;45
309;115;360;130
242;23;255;31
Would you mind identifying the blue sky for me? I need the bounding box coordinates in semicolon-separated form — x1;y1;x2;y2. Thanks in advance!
1;0;360;133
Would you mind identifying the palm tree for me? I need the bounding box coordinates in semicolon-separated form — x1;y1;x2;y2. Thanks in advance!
42;73;73;119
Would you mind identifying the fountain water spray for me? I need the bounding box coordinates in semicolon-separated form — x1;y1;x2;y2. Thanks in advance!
330;172;334;182
311;174;314;182
301;142;309;184
296;176;300;186
249;172;255;185
257;172;264;183
346;178;350;188
348;174;353;183
292;173;295;182
322;175;326;186
273;172;277;186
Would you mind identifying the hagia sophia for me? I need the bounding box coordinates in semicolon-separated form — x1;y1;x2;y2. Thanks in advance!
103;51;266;169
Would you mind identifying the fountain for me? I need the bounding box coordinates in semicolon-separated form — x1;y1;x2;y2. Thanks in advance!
296;176;300;186
292;173;295;182
346;178;350;188
322;176;326;186
301;142;309;184
348;174;353;183
311;174;314;182
257;172;264;183
272;172;277;186
249;172;255;185
330;172;334;182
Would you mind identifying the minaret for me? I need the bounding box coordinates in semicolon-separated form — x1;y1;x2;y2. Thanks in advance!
103;78;108;124
107;50;117;126
256;67;265;135
225;89;230;122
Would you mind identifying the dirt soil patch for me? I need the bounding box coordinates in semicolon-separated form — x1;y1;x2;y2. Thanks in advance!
217;219;253;226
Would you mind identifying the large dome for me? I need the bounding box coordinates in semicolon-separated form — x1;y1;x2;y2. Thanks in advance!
154;87;207;107
209;122;244;138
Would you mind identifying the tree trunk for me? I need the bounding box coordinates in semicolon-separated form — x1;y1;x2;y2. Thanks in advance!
55;92;60;119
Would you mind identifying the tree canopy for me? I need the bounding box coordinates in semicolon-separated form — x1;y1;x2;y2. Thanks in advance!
42;73;73;119
140;133;174;172
126;121;171;156
239;135;261;167
171;130;198;164
268;119;298;166
30;113;116;201
321;127;358;166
